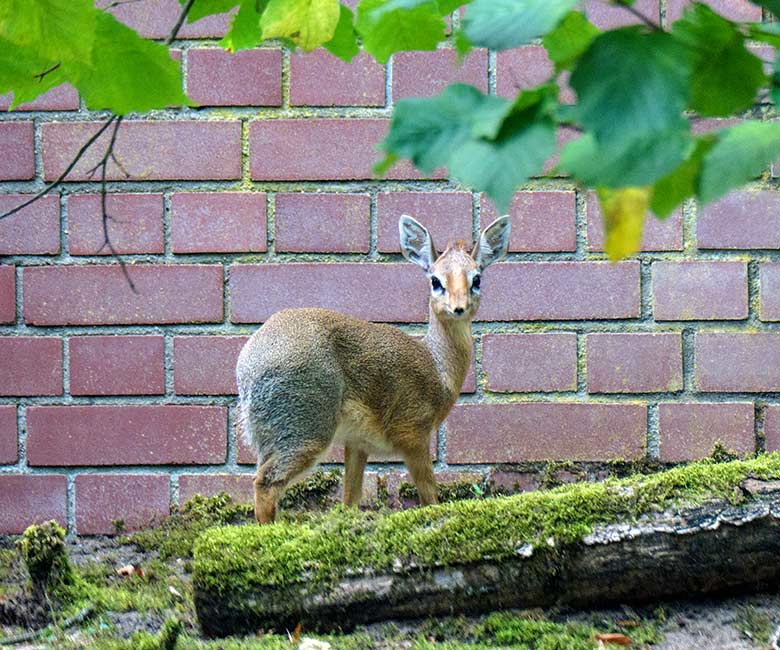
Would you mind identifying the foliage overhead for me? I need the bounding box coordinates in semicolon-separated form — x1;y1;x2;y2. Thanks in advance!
2;0;780;259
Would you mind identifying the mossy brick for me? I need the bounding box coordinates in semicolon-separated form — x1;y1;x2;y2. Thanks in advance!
0;83;79;111
95;0;232;38
68;194;164;255
658;402;755;462
667;0;760;22
42;121;242;181
174;335;248;395
23;265;224;325
0;405;17;464
392;49;488;100
0;195;60;255
0;336;63;396
179;474;255;505
376;191;472;253
445;402;646;463
759;263;780;321
0;264;15;323
275;193;371;253
187;48;282;107
652;261;748;321
70;335;165;396
587;332;683;394
0;121;34;180
481;191;576;252
482;333;577;392
695;332;780;392
584;0;660;28
764;407;780;453
171;192;266;254
290;50;385;107
0;475;66;534
75;474;171;535
496;46;575;104
698;191;780;250
26;405;227;466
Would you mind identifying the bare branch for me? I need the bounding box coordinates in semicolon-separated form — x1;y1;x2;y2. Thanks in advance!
102;0;145;9
34;63;61;82
166;0;196;45
606;0;660;29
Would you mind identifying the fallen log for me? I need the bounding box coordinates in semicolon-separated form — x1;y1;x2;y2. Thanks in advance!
193;456;780;637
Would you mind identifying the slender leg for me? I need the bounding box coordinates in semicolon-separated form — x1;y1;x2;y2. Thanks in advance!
343;445;368;507
403;445;439;506
254;457;278;524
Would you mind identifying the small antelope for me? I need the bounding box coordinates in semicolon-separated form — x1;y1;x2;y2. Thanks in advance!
237;214;511;523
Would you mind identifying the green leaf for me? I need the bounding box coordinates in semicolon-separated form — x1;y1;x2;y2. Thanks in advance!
183;0;240;22
323;4;359;61
542;10;599;72
356;0;445;63
261;0;340;50
747;22;780;47
699;121;780;203
570;28;690;145
0;38;65;109
672;4;765;117
453;28;473;58
463;0;576;50
596;187;650;262
370;0;459;16
220;0;264;52
650;136;715;218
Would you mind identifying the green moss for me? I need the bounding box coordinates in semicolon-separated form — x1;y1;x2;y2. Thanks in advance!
710;441;741;463
734;604;773;645
399;480;486;503
194;454;780;595
476;613;596;649
17;520;74;594
280;470;342;510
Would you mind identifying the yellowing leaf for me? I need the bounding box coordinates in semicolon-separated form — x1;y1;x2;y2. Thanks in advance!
260;0;340;50
596;187;649;262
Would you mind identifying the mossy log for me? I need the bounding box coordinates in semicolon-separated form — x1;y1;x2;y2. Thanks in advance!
193;457;780;637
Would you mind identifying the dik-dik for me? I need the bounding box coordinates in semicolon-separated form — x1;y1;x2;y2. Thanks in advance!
237;214;511;524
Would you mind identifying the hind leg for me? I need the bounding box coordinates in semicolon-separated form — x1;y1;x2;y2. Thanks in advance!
343;445;368;508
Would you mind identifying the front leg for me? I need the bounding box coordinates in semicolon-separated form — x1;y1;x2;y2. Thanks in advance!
343;445;368;507
402;443;439;506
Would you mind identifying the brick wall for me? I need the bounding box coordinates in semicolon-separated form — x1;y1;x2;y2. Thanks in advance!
1;0;778;534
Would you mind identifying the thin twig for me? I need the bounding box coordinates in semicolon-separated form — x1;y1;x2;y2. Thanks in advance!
608;0;660;29
34;62;61;82
166;0;196;45
102;0;145;9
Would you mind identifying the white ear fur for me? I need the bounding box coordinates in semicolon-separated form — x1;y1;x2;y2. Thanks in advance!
473;216;511;271
399;215;437;272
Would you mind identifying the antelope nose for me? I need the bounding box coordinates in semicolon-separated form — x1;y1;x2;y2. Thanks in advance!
454;307;465;315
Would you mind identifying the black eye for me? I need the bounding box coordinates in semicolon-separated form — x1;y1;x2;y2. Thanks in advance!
471;275;481;291
431;276;444;292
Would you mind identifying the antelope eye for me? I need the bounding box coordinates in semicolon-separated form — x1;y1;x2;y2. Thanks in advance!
431;276;444;293
471;274;481;291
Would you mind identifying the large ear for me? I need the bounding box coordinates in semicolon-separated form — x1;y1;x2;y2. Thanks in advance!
473;216;511;271
399;215;437;272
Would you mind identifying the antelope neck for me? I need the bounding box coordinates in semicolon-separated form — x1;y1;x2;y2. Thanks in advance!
423;304;473;398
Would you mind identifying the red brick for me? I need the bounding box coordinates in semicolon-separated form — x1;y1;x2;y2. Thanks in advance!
0;265;15;324
667;0;760;22
0;337;62;396
70;336;165;396
275;193;370;253
0;406;17;464
42;121;242;181
695;333;780;392
587;333;682;394
698;191;780;249
480;262;640;321
179;474;254;505
187;48;282;106
376;192;472;253
446;403;646;463
760;263;780;321
481;191;576;252
652;261;747;321
496;46;575;103
0;475;67;534
97;0;231;38
585;0;660;28
587;192;683;252
27;405;226;466
76;474;170;535
171;192;266;253
393;49;487;99
230;263;428;323
482;333;577;392
249;119;427;181
68;194;164;255
0;122;34;180
764;406;780;453
0;84;79;111
174;335;248;395
691;117;742;135
0;195;59;255
290;50;385;106
24;265;223;325
658;402;754;462
487;469;540;494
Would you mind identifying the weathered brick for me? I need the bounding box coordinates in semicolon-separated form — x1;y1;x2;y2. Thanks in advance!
179;474;254;505
764;406;780;453
587;192;683;252
446;403;646;462
27;405;227;466
393;49;488;99
96;0;231;38
658;402;755;462
0;337;62;396
0;406;17;464
174;335;248;395
0;475;67;534
585;0;660;28
698;191;780;249
0;195;60;255
68;194;164;255
42;121;242;181
290;51;385;106
760;263;780;321
275;193;370;253
487;468;540;494
187;48;282;106
667;0;760;22
652;261;747;321
481;191;577;252
0;84;79;111
76;474;170;534
0;122;34;180
0;265;14;323
695;333;780;392
70;336;165;396
376;192;472;253
23;265;223;325
482;333;577;392
496;46;575;103
587;333;683;394
171;192;266;253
